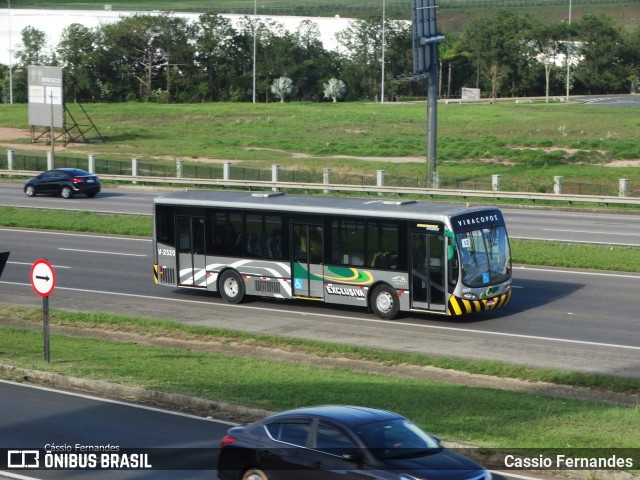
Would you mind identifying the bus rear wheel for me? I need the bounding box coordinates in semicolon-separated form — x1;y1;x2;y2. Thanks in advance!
370;284;399;320
219;270;245;304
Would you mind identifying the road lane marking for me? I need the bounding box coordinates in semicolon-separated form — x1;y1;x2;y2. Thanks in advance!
514;266;640;279
7;261;71;269
0;227;150;242
58;248;147;257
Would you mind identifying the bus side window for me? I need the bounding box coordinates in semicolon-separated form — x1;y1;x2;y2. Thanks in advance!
209;210;242;256
366;221;399;270
331;218;364;266
156;206;175;247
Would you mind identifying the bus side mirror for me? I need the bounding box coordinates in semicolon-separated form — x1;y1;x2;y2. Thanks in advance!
447;245;455;261
444;230;455;261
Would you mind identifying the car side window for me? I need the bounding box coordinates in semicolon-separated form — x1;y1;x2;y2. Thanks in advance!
265;421;311;447
314;423;357;457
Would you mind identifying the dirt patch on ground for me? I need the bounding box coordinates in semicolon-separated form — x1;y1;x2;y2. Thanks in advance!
3;127;639;167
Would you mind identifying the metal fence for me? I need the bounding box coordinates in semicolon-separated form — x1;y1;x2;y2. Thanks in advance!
2;150;638;201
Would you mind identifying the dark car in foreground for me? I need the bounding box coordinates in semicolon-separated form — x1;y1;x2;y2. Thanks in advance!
218;405;492;480
24;168;101;199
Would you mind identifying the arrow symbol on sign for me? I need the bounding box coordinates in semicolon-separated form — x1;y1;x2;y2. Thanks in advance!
36;274;50;282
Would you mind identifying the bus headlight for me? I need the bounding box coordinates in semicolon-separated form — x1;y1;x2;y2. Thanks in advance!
461;292;479;301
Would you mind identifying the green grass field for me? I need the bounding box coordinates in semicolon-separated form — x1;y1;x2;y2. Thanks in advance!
2;101;640;196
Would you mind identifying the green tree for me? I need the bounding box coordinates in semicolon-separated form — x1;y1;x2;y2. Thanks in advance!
291;20;337;101
57;23;99;102
573;14;627;94
461;11;539;99
15;26;49;66
336;17;411;101
98;14;193;101
156;15;197;103
193;13;238;102
621;24;640;94
529;22;568;102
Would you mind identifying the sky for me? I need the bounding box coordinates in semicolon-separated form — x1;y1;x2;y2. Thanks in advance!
0;8;354;66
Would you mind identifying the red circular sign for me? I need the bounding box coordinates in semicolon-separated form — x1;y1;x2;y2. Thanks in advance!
30;259;56;297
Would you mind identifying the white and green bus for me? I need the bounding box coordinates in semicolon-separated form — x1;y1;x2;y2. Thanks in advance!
153;190;512;319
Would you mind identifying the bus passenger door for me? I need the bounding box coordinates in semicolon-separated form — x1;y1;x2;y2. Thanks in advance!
291;223;324;298
410;231;447;311
176;215;206;287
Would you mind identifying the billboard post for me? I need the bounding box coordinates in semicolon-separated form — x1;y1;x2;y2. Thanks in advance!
28;65;63;160
412;0;444;188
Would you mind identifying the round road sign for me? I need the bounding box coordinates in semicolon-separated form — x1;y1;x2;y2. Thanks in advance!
30;259;56;297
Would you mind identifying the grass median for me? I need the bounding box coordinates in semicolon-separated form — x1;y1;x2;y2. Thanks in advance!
0;306;639;449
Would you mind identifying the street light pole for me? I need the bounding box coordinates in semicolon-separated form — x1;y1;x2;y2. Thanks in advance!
8;0;13;104
252;0;257;103
380;0;386;104
565;0;572;102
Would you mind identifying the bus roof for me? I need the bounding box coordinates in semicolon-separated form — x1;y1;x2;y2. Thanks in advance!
153;190;504;225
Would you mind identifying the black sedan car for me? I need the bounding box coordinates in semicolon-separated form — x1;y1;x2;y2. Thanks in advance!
217;405;492;480
24;168;101;199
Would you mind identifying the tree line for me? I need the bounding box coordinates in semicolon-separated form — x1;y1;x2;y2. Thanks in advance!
1;10;638;104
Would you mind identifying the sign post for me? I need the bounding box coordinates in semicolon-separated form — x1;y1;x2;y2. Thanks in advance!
30;259;56;362
412;0;444;188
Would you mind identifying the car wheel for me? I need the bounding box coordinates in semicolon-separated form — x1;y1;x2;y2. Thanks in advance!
370;284;399;320
219;270;245;304
242;469;268;480
25;185;36;197
61;186;73;199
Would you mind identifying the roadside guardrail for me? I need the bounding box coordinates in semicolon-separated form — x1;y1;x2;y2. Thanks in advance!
3;169;639;206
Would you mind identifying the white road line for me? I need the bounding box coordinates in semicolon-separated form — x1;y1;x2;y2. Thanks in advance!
514;265;640;279
7;261;71;269
58;248;147;257
0;228;150;242
542;228;640;237
0;471;41;480
0;378;229;424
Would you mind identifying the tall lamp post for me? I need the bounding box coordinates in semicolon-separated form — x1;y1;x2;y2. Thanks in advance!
380;0;386;104
252;0;257;103
8;0;13;104
565;0;572;102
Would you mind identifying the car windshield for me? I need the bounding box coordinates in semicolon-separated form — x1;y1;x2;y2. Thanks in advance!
355;419;441;460
457;225;511;288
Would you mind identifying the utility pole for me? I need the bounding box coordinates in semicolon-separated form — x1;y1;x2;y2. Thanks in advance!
380;0;386;104
8;0;13;104
565;0;572;102
252;0;257;103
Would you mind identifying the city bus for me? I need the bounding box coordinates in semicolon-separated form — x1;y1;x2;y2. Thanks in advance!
153;190;512;319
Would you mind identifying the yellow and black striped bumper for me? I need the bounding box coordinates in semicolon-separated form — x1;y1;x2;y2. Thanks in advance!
448;289;512;316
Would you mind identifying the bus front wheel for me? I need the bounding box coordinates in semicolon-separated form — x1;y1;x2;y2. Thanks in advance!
370;284;399;320
219;270;245;304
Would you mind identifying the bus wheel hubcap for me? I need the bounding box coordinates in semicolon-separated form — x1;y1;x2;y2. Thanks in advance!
225;279;238;297
377;292;392;312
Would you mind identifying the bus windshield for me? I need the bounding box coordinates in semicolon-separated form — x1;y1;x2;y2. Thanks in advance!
456;226;511;288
